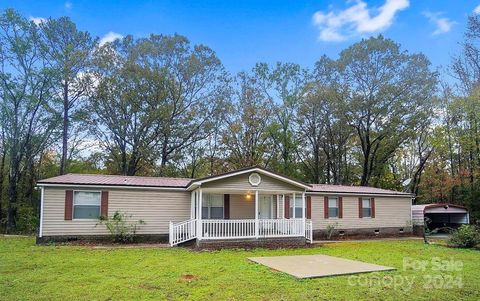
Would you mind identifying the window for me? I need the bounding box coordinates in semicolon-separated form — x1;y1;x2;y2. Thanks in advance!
202;194;224;219
73;191;101;219
328;197;338;218
362;198;372;218
289;195;304;218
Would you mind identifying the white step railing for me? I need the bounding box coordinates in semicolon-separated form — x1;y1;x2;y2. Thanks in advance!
305;220;313;243
201;219;305;240
169;219;197;246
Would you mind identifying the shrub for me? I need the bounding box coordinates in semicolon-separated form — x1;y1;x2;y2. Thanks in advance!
326;223;337;240
97;211;145;243
447;224;480;248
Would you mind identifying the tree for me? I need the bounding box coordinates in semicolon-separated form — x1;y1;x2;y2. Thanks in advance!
255;62;308;176
0;10;59;232
338;35;437;186
297;56;354;184
90;34;227;176
222;71;273;168
40;17;97;175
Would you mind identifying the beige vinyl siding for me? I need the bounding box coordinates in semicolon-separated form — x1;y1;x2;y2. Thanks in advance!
202;173;302;192
309;195;412;230
228;193;279;219
229;194;254;219
42;187;190;236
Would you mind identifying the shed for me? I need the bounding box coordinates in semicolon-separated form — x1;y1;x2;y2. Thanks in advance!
412;204;469;231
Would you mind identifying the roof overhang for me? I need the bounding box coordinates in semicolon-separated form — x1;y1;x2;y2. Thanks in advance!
186;166;311;191
36;183;187;191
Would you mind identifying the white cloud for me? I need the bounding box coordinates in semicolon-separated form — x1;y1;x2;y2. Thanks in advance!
474;5;480;14
312;0;410;42
99;31;123;46
29;16;46;25
423;11;455;35
65;1;72;10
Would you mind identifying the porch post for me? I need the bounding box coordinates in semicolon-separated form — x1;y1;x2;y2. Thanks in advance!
302;192;306;234
197;189;203;239
255;190;259;238
190;191;195;219
292;192;296;218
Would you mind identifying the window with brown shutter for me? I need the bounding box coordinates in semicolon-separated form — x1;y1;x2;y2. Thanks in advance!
284;195;290;219
306;196;312;219
64;190;73;220
338;197;343;218
224;194;230;219
101;191;109;218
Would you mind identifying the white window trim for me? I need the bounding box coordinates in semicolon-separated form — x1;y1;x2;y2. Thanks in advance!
362;197;372;218
72;190;102;221
290;194;303;219
202;194;224;220
328;196;339;219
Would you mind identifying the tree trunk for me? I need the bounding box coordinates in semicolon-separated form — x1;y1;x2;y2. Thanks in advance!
59;81;69;175
6;157;19;233
0;149;5;231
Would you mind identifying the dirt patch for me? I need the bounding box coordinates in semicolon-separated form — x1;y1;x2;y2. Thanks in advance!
180;274;196;282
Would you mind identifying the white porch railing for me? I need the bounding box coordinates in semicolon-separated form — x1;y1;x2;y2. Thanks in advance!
202;219;256;239
169;219;197;246
305;220;313;243
201;219;305;240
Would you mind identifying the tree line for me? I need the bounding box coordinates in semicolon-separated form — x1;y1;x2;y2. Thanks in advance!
0;9;478;233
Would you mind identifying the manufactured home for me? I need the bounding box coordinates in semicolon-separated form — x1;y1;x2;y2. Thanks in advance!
36;166;414;247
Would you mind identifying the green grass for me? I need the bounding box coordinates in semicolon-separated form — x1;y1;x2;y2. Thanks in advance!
1;237;479;300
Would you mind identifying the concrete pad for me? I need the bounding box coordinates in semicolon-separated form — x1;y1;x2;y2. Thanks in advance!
249;254;395;279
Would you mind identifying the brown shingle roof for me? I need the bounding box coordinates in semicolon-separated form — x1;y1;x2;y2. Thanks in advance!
309;184;412;196
37;173;192;188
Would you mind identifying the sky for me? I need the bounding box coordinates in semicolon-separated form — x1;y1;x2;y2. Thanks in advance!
2;0;480;74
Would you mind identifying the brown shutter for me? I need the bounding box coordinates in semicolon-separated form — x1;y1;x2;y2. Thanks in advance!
358;197;363;218
371;197;375;218
324;196;329;219
339;197;343;218
284;195;290;219
64;190;73;220
306;196;312;219
101;191;109;218
224;194;230;219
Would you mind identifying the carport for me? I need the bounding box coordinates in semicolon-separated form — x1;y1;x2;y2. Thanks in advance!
412;204;469;231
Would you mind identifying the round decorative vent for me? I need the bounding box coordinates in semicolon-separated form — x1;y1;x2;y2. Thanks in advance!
249;173;262;186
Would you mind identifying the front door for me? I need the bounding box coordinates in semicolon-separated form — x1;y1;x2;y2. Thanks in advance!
258;195;273;219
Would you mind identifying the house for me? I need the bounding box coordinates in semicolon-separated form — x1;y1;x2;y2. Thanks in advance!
36;166;414;247
412;203;469;233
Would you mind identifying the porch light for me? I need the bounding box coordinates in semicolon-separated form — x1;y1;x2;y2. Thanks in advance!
246;192;252;200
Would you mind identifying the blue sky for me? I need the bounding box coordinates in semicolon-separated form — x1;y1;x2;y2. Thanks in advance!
2;1;479;74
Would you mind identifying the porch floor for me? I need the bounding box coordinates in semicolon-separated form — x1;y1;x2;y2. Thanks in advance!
248;254;394;279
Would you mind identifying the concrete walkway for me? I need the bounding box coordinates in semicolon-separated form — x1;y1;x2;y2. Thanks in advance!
249;254;395;279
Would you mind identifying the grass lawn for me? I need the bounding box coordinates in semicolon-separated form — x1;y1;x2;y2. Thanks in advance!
1;237;479;300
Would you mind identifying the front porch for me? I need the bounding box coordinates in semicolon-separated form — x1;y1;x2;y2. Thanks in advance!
169;189;313;246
